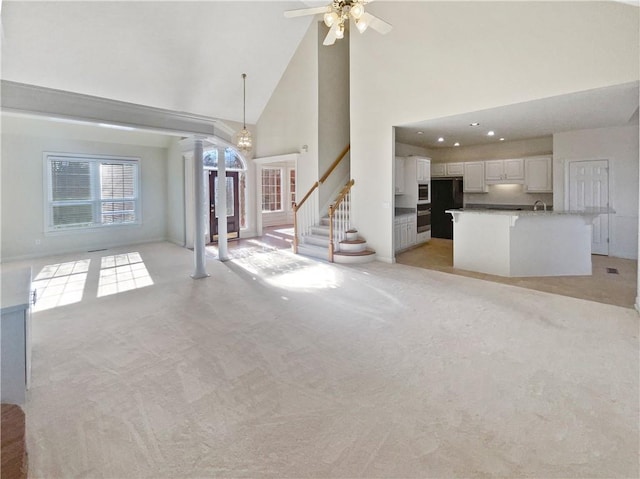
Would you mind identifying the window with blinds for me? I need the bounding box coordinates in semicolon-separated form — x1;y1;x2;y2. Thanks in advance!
46;154;140;231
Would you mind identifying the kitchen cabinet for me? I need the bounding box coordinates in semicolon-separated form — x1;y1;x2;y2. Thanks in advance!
446;162;464;176
416;157;431;182
394;157;406;194
431;163;446;177
432;162;463;177
463;161;487;193
485;159;524;182
1;268;33;405
394;214;417;252
524;156;553;192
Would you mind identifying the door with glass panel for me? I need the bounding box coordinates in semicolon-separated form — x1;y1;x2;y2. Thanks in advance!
209;171;240;242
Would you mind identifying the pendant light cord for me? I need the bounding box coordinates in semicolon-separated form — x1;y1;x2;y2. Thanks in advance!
242;73;247;129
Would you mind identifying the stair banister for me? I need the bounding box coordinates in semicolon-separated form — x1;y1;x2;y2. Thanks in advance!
292;145;350;254
319;144;350;184
328;179;355;262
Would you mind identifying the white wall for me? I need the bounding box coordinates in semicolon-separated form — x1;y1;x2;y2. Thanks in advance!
395;142;432;158
350;1;639;262
432;137;553;163
553;125;639;259
1;115;170;261
256;22;319;204
166;137;185;246
318;23;350;210
465;184;553;208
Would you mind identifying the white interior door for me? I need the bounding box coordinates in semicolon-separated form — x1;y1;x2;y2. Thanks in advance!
568;160;609;255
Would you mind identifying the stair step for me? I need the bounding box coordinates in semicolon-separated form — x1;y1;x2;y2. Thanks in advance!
333;248;376;264
297;243;329;261
340;239;366;244
339;238;367;253
309;225;330;236
303;234;330;247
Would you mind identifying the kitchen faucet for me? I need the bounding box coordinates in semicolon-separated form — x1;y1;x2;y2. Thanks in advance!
533;200;547;212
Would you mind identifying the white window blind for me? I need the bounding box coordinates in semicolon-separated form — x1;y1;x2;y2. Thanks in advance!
46;154;140;231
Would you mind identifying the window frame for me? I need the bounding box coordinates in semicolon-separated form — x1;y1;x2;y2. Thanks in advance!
261;167;284;213
43;152;142;234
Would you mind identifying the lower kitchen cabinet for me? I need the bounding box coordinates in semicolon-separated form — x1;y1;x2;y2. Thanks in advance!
394;214;417;253
1;268;33;405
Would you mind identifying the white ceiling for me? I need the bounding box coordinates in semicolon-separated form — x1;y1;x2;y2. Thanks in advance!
395;82;639;149
0;1;314;125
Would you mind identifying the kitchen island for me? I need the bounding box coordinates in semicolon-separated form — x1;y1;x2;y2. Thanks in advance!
446;209;607;277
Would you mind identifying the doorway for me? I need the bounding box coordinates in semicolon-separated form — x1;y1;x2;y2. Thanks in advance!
567;159;610;255
209;171;240;243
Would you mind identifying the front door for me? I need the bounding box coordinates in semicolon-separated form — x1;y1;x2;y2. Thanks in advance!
568;159;609;255
209;171;240;243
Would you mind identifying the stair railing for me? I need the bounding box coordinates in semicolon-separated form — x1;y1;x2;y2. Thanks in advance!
292;144;350;253
328;179;355;262
291;181;319;253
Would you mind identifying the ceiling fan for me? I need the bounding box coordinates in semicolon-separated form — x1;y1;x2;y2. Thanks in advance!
284;0;392;46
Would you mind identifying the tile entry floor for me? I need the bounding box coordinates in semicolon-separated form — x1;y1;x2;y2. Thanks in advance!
397;238;637;309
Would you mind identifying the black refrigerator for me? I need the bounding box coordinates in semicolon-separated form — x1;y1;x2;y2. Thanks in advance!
431;178;463;239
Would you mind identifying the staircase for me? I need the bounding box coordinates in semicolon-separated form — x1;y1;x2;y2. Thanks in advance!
292;144;376;264
297;217;376;264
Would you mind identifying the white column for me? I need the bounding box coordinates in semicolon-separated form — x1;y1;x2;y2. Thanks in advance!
192;137;209;279
217;147;229;261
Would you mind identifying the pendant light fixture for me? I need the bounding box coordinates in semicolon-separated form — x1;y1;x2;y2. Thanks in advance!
235;73;252;153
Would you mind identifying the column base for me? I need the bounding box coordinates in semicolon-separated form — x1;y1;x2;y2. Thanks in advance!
191;272;210;280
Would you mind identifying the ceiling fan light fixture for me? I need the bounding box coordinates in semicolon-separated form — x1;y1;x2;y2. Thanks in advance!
335;23;345;39
355;18;368;33
235;73;252;153
350;2;364;19
324;11;338;27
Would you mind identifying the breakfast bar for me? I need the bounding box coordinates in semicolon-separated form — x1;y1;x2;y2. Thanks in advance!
446;209;607;277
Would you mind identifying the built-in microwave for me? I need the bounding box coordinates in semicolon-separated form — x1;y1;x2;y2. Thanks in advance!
418;183;430;202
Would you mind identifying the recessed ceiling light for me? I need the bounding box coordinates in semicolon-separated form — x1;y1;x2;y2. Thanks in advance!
499;137;505;141
437;137;444;142
487;131;495;136
469;122;480;127
417;131;424;135
454;142;460;147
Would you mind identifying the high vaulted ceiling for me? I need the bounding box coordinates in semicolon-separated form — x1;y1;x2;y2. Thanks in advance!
1;1;314;125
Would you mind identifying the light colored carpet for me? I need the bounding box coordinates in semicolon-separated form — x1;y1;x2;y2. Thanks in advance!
11;241;639;478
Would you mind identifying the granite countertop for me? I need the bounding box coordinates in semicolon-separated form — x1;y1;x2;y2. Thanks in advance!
395;207;416;216
446;207;614;216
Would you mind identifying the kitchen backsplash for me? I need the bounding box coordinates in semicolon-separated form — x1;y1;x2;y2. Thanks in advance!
464;184;553;207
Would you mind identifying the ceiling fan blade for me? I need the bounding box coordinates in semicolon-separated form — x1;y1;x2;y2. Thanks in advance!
323;24;338;46
284;6;329;18
361;11;392;35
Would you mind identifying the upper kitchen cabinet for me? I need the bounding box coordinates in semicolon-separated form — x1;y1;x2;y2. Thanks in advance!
431;163;446;177
463;161;487;193
416;157;431;182
485;159;524;183
431;162;463;177
446;162;464;176
395;157;406;194
524;156;553;193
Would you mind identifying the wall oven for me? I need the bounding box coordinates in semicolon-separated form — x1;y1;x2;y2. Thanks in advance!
417;204;431;233
418;183;430;202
